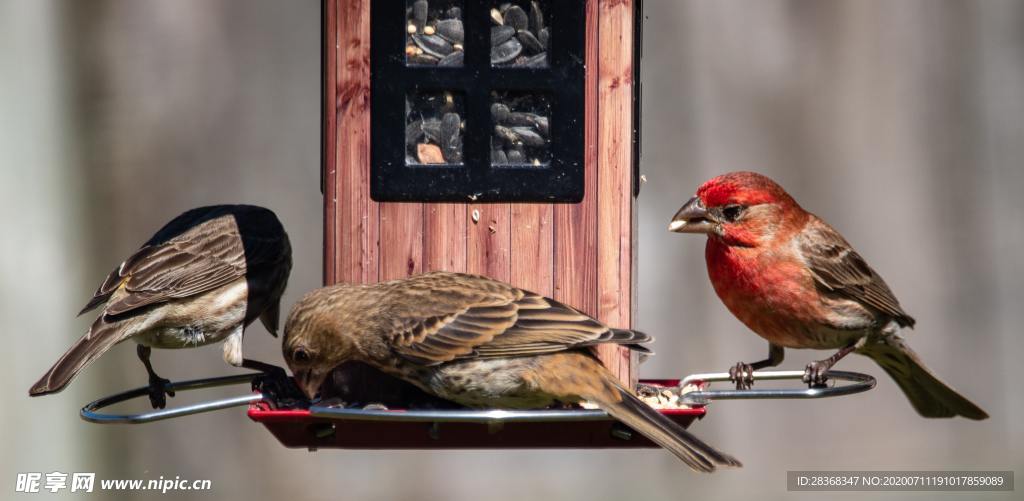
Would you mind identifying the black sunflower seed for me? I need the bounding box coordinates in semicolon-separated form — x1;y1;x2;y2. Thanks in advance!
435;19;464;44
412;33;453;58
529;2;545;35
517;29;544;54
438;50;464;67
491;103;511;123
503;5;528;31
440;112;462;163
491;25;515;46
521;52;547;68
411;0;428;32
510;126;545;147
506;147;526;164
491;38;522;65
492;148;508;165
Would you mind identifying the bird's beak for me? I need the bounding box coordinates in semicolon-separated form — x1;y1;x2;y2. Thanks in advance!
293;369;328;401
669;196;718;234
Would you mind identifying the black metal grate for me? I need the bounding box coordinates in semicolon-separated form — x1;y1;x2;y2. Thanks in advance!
370;0;586;203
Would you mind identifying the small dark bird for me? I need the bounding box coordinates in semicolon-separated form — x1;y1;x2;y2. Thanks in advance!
30;205;292;408
283;271;742;472
670;171;987;419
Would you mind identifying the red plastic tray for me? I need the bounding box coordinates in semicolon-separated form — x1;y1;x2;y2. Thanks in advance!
248;379;705;450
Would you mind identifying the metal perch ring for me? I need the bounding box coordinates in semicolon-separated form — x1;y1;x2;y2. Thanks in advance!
80;373;263;424
678;370;876;405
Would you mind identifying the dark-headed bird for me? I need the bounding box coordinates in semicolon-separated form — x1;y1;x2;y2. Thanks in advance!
670;171;987;420
282;271;741;472
30;205;292;408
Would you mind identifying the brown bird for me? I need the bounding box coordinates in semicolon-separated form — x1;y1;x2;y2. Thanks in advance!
283;271;742;472
670;171;987;419
30;205;292;408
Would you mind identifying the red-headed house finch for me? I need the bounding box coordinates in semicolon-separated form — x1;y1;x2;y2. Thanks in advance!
283;271;742;472
30;205;292;408
669;171;987;420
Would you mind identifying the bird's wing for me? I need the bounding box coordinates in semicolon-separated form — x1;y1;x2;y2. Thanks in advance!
80;206;291;318
386;272;651;366
798;219;916;327
85;221;244;317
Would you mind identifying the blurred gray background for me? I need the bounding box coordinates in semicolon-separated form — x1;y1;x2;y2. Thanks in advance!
2;0;1021;499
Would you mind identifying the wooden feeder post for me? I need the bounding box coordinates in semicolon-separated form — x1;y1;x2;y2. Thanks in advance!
322;0;640;386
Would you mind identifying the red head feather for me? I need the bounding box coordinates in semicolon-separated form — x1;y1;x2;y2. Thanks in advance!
696;171;797;209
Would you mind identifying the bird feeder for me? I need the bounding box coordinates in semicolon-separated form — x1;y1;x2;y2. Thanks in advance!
79;0;879;452
322;0;642;387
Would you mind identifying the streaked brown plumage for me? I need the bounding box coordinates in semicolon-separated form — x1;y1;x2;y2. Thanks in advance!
283;271;741;472
29;205;292;408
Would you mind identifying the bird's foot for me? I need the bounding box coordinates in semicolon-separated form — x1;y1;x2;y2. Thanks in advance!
802;361;831;388
147;375;175;409
251;365;304;408
728;361;755;390
635;382;664;397
362;403;389;411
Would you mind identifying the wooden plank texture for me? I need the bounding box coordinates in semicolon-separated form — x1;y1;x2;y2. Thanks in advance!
332;0;378;285
553;0;600;317
424;203;467;272
596;0;634;384
379;203;423;280
467;204;511;282
510;204;554;296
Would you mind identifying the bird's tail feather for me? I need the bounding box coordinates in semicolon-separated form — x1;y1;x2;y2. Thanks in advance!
861;336;988;420
29;319;124;397
595;379;742;472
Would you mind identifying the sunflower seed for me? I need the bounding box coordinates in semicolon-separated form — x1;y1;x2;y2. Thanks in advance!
491;25;515;46
421;118;442;142
494;125;520;145
521;52;547;68
411;0;428;32
505;112;548;136
490;8;503;25
491;103;510;123
491;38;522;65
435;19;464;44
510;126;545;147
533;115;549;136
492;148;508;165
516;29;544;53
412;33;453;58
506;147;526;164
437;50;463;67
407;53;440;65
406;119;424;147
440;112;462;163
529;2;545;34
446;6;461;19
538;28;549;49
503;5;528;31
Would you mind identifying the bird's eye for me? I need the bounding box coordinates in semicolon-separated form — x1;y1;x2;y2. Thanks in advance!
292;347;311;363
722;205;745;222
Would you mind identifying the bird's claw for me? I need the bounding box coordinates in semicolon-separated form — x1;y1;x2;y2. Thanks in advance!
251;366;304;408
728;362;755;390
802;361;831;388
147;375;174;409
